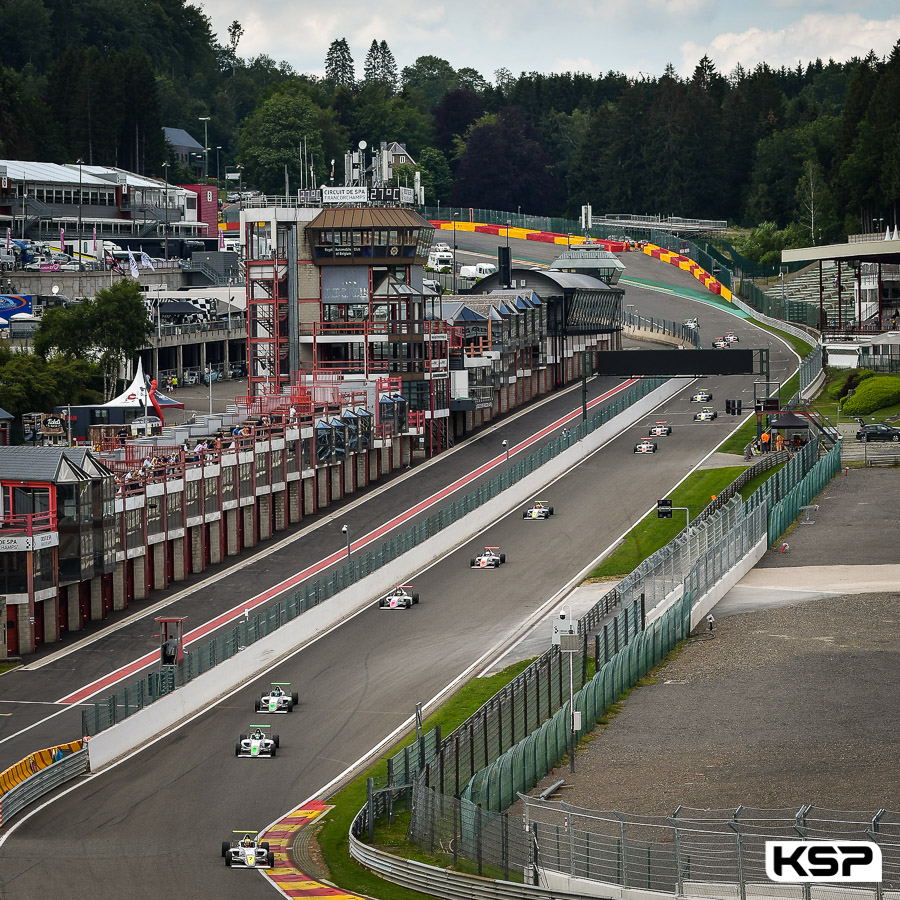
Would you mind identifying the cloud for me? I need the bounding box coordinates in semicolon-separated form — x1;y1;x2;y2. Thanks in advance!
680;12;900;75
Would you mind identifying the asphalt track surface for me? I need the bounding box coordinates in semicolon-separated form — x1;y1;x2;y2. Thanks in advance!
0;237;798;899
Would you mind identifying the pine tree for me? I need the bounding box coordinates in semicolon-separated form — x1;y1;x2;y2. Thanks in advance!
325;38;355;86
378;40;398;91
363;39;380;83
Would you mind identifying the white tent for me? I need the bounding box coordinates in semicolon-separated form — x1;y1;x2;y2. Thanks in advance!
103;359;183;410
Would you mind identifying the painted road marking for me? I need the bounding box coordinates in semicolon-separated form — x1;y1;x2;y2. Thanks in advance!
58;379;637;705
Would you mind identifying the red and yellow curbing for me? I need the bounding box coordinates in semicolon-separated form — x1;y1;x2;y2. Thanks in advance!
261;802;363;898
642;243;733;301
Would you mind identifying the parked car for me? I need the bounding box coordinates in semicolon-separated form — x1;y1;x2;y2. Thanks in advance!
183;370;200;386
229;361;247;379
855;423;900;442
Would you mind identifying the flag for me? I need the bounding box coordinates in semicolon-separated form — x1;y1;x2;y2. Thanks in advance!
92;227;97;252
60;226;65;255
127;247;139;278
140;250;155;271
218;227;225;250
105;250;122;274
5;228;9;252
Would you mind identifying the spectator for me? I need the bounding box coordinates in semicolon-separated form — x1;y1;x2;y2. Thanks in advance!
172;375;178;390
232;425;241;438
288;405;297;424
760;430;770;453
776;432;784;452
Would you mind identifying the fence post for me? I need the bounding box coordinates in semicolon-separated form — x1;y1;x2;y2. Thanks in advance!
503;811;510;881
367;777;374;842
387;758;394;826
477;804;484;876
640;591;646;630
453;798;459;866
603;623;610;665
729;822;746;900
483;708;489;767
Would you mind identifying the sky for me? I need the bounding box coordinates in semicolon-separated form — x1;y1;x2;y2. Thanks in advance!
199;0;900;82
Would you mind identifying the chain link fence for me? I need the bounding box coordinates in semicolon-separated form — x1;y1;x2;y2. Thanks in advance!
82;376;671;737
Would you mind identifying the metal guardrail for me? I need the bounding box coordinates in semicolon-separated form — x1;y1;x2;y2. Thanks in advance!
81;375;672;737
0;749;89;826
622;309;701;347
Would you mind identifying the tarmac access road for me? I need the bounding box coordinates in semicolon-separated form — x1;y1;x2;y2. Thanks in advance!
0;240;799;900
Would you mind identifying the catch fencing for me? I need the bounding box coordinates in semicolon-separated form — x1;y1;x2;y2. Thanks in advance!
82;375;670;737
522;802;900;900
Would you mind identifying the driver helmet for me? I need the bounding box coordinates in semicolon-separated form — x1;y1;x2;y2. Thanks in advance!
253;729;263;739
271;686;282;696
242;835;253;847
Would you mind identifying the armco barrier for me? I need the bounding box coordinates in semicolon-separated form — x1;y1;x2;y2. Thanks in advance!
85;376;692;770
0;745;87;828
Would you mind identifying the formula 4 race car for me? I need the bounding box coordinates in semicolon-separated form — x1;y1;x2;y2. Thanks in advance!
648;421;672;436
523;500;554;519
712;337;728;348
379;585;419;609
724;331;739;343
634;439;658;453
683;317;699;329
690;390;712;402
470;546;506;568
235;724;279;758
222;831;275;868
255;683;298;713
694;407;718;421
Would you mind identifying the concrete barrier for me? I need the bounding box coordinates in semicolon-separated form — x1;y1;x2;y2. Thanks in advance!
88;377;692;770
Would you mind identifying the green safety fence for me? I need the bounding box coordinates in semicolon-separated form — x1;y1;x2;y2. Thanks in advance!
765;442;843;546
82;375;670;737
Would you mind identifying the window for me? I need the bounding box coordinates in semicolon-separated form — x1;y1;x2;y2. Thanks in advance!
125;508;143;550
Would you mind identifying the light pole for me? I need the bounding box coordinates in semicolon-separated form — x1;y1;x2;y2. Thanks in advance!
502;439;509;469
76;158;84;269
198;117;210;180
452;212;459;294
207;365;213;415
341;524;350;561
161;162;170;260
505;220;511;249
216;146;222;193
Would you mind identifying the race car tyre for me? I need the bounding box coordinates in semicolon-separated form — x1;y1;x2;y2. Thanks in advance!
260;842;270;851
255;700;262;712
291;692;299;705
412;592;419;604
273;735;280;748
225;855;232;866
286;700;293;712
235;743;241;757
267;851;275;868
523;511;528;518
222;841;230;857
239;734;247;741
549;507;554;515
500;553;507;564
270;745;277;757
470;558;476;567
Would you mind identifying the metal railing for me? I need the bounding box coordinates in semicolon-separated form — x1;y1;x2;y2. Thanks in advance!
622;309;701;347
522;802;900;899
82;375;672;737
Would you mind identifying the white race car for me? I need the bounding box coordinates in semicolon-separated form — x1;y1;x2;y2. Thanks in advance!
470;546;506;568
222;831;275;868
523;500;554;519
712;337;728;348
724;331;739;343
432;242;451;253
691;390;712;402
379;585;419;609
684;318;699;329
255;683;298;713
648;421;672;436
235;725;279;758
694;407;718;421
634;439;658;453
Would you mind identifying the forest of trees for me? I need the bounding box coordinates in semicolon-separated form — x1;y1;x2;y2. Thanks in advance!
3;0;900;246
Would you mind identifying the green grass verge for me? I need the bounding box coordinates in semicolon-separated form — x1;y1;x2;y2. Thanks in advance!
588;466;748;578
315;659;533;899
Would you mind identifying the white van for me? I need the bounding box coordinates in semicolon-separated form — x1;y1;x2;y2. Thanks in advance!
458;263;497;280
